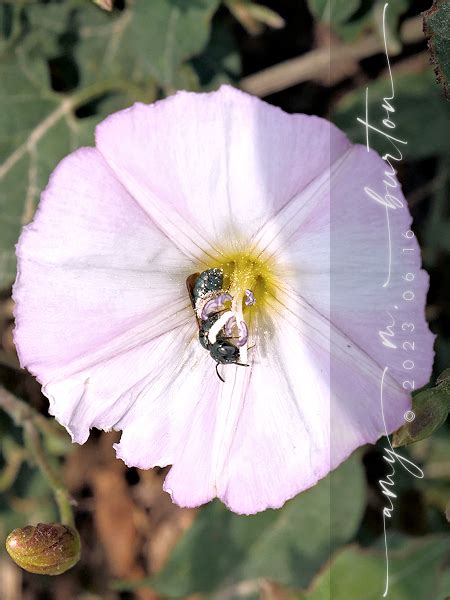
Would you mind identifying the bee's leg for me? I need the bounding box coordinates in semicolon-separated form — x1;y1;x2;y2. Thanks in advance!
215;362;225;383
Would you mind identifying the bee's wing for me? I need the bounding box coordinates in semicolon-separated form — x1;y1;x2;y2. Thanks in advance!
186;273;200;310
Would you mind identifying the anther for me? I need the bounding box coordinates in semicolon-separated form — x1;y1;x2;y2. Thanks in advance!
237;321;248;347
224;315;237;336
244;289;256;306
201;293;232;320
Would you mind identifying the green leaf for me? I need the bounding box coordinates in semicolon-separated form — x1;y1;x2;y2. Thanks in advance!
26;0;220;91
307;0;363;42
0;1;24;54
392;370;450;447
300;535;450;600
0;47;119;288
423;0;450;100
307;0;361;26
372;0;410;55
191;18;241;88
0;0;221;287
116;453;365;596
432;568;450;600
332;68;450;160
131;0;220;88
307;0;411;43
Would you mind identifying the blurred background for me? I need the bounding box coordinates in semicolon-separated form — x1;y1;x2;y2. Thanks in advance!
0;0;449;598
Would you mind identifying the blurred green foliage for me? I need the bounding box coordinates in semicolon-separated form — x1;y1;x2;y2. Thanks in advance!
307;0;410;46
0;403;69;541
0;0;449;598
332;69;450;160
0;453;58;541
0;0;237;288
298;534;450;600
393;369;450;447
120;454;364;596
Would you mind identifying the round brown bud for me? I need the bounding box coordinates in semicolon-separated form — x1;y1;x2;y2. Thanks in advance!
5;522;81;575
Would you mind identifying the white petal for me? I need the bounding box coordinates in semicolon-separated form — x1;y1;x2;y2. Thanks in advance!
219;285;410;514
14;147;197;442
95;86;350;257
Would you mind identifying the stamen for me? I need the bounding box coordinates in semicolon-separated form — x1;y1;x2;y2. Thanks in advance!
244;289;256;306
208;310;235;344
237;321;248;347
192;254;272;366
224;315;237;336
201;293;232;320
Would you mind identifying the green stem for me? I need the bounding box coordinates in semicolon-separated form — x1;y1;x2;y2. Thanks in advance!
23;422;75;528
0;386;75;528
0;443;25;492
65;78;144;110
0;385;64;440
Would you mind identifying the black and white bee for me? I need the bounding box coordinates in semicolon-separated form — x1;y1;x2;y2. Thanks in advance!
186;268;252;382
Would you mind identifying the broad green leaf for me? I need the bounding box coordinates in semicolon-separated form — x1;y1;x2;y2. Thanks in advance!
307;0;361;25
423;0;450;100
0;48;107;288
410;431;450;485
300;535;450;600
0;0;221;287
192;18;241;88
432;568;450;600
372;0;409;55
308;0;373;42
332;68;450;160
307;0;411;43
392;369;450;447
27;0;220;90
129;0;220;88
117;453;365;596
0;1;24;53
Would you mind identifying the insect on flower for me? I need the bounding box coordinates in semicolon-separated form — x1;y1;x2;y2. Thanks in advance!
186;268;253;381
13;85;434;514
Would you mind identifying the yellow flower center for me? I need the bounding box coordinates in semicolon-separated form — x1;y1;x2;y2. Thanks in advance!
185;251;277;365
210;251;277;314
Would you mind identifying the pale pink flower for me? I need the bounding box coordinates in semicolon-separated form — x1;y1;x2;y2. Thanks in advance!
13;86;434;514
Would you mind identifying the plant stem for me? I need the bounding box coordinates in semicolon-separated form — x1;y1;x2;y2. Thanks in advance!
67;78;143;109
0;385;64;439
240;15;424;97
23;421;75;528
0;386;75;528
0;442;25;492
